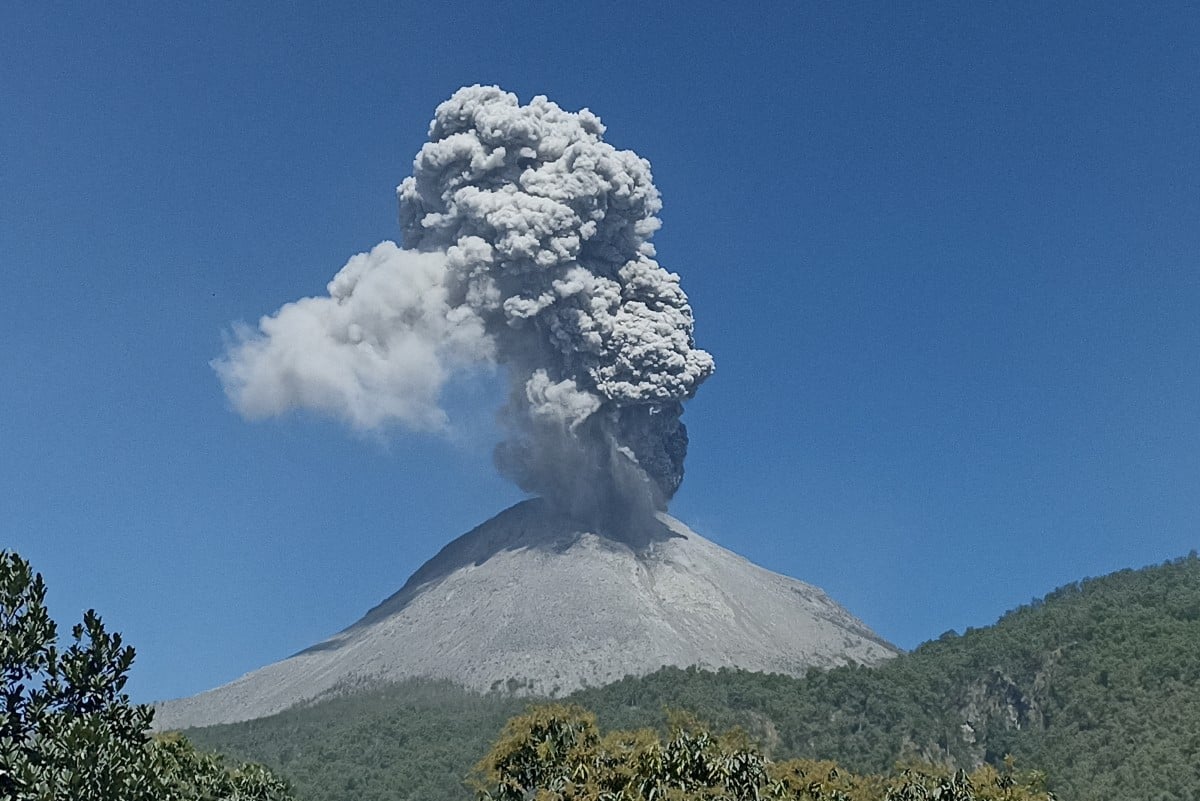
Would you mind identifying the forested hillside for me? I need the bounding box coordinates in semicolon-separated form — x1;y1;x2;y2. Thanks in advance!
186;552;1200;801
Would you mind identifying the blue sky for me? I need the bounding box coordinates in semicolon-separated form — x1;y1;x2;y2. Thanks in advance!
2;2;1197;704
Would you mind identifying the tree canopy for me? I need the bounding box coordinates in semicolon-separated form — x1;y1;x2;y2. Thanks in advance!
0;550;295;801
472;704;1054;801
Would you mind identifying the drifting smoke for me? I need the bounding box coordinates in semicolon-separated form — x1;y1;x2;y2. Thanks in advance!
215;86;714;535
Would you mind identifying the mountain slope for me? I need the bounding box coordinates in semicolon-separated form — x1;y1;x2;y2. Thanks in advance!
579;550;1200;798
156;500;896;729
186;552;1200;801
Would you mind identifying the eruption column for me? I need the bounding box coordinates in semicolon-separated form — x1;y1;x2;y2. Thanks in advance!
216;86;714;536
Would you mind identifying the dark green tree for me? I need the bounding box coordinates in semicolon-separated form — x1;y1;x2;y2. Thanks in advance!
0;550;294;800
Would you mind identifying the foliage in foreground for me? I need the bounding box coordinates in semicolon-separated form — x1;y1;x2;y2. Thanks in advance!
0;550;294;800
474;704;1053;801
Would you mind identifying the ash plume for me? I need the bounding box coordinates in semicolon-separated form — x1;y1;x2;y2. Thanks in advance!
215;86;713;534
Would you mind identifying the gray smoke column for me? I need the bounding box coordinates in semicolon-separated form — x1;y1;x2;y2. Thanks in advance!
216;86;713;534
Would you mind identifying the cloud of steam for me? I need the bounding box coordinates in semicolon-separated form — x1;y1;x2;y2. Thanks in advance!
216;244;492;430
216;86;714;534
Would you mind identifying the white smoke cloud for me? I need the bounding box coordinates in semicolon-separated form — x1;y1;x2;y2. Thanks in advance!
216;86;713;533
214;242;492;430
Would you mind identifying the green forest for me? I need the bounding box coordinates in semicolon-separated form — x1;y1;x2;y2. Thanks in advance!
184;552;1200;801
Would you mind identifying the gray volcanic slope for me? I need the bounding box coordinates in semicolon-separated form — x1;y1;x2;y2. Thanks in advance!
154;500;897;730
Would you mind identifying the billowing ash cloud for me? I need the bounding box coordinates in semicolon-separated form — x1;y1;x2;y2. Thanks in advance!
215;86;714;534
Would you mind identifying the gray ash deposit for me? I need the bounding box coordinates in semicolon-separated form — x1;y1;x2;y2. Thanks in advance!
154;501;897;730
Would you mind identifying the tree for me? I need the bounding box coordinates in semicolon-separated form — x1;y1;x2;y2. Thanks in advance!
0;550;295;800
472;704;1056;801
151;732;294;801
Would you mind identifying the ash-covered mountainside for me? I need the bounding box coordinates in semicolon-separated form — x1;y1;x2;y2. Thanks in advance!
155;501;896;729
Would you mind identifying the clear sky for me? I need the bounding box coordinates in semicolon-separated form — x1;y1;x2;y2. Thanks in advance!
3;2;1197;705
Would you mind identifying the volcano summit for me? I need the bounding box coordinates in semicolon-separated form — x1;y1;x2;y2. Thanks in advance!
169;88;897;730
155;501;896;729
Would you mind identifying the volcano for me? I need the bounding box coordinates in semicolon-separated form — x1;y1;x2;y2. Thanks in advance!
154;501;897;730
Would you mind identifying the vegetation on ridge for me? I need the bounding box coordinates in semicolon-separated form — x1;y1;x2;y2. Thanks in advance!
187;552;1200;801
